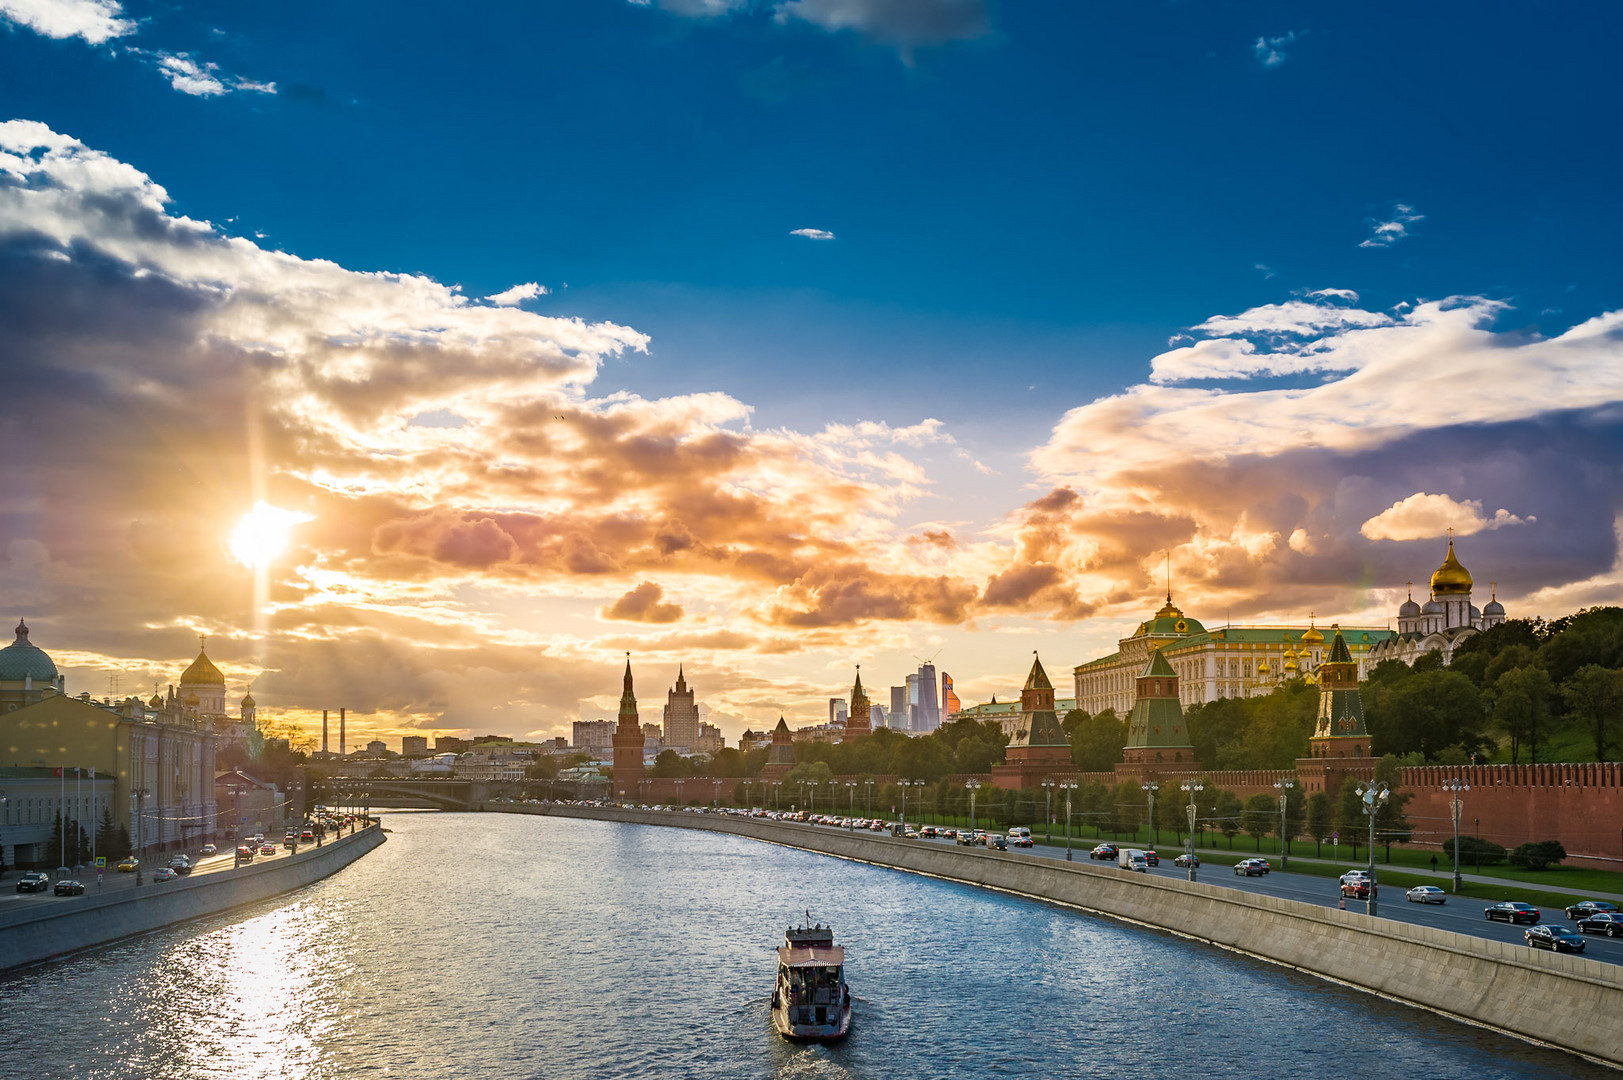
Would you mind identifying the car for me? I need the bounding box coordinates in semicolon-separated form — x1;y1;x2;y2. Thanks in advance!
1143;849;1159;866
116;857;139;873
152;867;178;882
198;843;217;856
299;830;315;843
1525;924;1585;953
957;831;981;847
53;879;85;896
1566;900;1620;921
1340;870;1371;885
1174;853;1200;868
1090;844;1119;861
1234;858;1271;876
1007;828;1034;848
258;843;277;856
984;834;1008;851
16;871;51;893
1406;886;1447;905
919;826;938;839
236;845;256;862
168;855;192;874
1342;878;1375;900
1485;902;1541;924
283;834;297;849
1576;912;1623;937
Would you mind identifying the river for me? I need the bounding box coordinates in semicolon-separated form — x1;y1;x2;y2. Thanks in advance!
0;811;1612;1079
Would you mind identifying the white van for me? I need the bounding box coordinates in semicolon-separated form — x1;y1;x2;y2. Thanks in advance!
1007;827;1033;847
1118;848;1149;872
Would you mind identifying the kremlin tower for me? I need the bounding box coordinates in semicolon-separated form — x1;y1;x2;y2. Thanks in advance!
612;657;644;797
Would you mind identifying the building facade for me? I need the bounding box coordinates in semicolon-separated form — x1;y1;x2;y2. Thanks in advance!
611;659;644;796
1368;538;1506;667
662;666;701;750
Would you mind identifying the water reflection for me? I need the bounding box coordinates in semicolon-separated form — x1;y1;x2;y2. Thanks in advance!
0;812;1613;1080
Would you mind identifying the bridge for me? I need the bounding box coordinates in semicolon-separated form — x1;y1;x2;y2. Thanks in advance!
330;779;521;810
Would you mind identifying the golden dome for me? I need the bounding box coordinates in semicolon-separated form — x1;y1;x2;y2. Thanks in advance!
1154;597;1183;619
1430;539;1473;596
1300;620;1324;646
179;641;225;686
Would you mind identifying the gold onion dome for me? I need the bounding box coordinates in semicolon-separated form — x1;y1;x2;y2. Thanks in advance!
1300;620;1324;646
241;691;256;707
1430;539;1473;596
180;643;225;686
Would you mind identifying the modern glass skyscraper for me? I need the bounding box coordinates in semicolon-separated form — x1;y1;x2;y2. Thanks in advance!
916;663;941;732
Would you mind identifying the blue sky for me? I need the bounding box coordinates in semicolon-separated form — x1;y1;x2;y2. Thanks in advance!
3;0;1621;742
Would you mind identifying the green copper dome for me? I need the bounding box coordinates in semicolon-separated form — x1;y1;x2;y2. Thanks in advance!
0;619;58;682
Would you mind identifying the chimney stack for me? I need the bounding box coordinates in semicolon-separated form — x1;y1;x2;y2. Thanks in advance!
322;710;330;756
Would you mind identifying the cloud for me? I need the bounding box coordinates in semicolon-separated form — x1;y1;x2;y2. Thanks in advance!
0;0;132;44
1359;492;1534;542
148;51;277;97
602;581;685;623
485;282;550;307
1254;30;1296;68
774;0;992;53
1359;203;1424;248
790;228;835;240
629;0;748;15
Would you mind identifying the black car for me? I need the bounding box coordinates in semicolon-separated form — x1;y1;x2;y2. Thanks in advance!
16;871;51;893
1525;924;1585;953
53;879;85;896
1576;912;1623;938
1090;844;1119;861
1485;902;1541;924
1565;900;1620;921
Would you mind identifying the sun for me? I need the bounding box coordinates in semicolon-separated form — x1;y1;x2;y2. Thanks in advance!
229;502;313;569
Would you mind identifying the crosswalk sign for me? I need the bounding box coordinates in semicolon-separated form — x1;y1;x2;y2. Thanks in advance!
94;856;107;868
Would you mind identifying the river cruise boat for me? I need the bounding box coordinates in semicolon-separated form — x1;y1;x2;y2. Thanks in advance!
771;917;852;1042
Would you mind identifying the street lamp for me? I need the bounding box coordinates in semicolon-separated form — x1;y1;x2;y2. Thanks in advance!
864;778;874;813
1140;781;1158;849
1180;780;1204;881
1355;781;1389;916
965;779;981;835
674;778;685;807
898;778;911;832
713;778;722;810
132;787;151;886
1273;778;1295;870
1442;776;1469;893
1059;780;1078;861
845;781;857;827
1041;779;1055;844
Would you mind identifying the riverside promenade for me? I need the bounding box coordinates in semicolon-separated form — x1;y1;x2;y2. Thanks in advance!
503;803;1623;1071
0;824;385;971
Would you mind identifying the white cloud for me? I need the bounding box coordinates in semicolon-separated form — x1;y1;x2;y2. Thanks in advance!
150;51;276;97
1305;287;1358;302
1359;492;1535;542
1359;203;1424;248
790;227;835;240
775;0;991;52
1254;31;1296;68
1190;298;1391;338
485;282;550;307
0;0;132;44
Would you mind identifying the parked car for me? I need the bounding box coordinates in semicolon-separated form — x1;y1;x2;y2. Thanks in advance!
1174;853;1200;868
1406;886;1447;905
53;879;85;896
152;867;178;882
1143;849;1159;866
1090;844;1119;861
1525;924;1585;953
116;857;139;873
16;871;51;893
1485;902;1541;924
1234;858;1271;877
198;843;218;856
1566;900;1620;921
1576;912;1623;937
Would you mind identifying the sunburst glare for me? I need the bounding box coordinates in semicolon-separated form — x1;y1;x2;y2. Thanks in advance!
230;501;313;569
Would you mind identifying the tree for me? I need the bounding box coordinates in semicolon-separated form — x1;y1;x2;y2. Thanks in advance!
1373;756;1413;861
1111;781;1144;838
1368;669;1488;761
1509;840;1567;870
1209;789;1244;849
1241;794;1276;852
1066;709;1127;772
1305;792;1332;857
649;750;691;778
95;806;122;859
1493;665;1554;764
1536;606;1623;685
1186;697;1249;771
1333;777;1367;861
1562;664;1623;760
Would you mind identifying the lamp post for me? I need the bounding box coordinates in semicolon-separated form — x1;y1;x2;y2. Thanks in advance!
674;778;685;807
1140;781;1158;849
845;781;857;827
1442;776;1469;893
1355;781;1389;916
965;779;981;835
0;792;9;874
1042;779;1055;844
864;778;874;814
1180;780;1204;881
897;778;910;832
712;778;722;810
132;787;150;886
1059;780;1077;861
1273;778;1295;870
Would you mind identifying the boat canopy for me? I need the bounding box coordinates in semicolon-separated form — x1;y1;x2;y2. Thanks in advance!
777;944;845;968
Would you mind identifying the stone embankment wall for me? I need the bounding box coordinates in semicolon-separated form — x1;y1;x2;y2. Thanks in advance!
0;826;385;971
510;804;1623;1070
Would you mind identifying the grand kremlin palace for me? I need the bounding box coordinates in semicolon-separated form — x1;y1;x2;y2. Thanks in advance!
1072;597;1391;716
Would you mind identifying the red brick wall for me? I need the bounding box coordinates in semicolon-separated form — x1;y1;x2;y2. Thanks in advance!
1399;763;1623;868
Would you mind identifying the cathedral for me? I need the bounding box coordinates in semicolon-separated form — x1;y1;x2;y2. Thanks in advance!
1367;537;1506;668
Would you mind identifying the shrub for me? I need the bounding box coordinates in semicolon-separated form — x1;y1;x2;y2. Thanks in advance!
1508;840;1567;870
1442;835;1506;865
